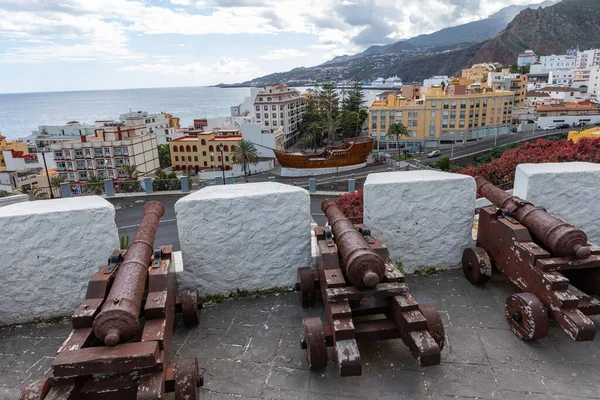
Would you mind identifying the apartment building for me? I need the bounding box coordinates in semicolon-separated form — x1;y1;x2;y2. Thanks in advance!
487;70;528;105
50;124;159;182
253;84;307;148
518;50;537;67
368;84;515;151
33;121;97;138
576;49;600;69
120;111;181;145
169;130;241;172
461;64;495;82
572;68;592;88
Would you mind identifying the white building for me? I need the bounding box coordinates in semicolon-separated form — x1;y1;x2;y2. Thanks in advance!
423;76;450;90
518;50;537;67
119;111;180;145
1;149;56;171
539;54;576;70
50;124;159;182
33;121;96;138
576;49;600;69
572;68;592;89
548;70;574;86
253;84;307;148
588;66;600;96
536;86;582;103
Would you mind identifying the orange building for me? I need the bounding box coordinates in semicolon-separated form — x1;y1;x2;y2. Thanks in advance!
169;130;242;172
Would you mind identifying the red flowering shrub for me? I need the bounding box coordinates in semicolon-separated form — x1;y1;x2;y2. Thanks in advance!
336;189;364;223
458;138;600;188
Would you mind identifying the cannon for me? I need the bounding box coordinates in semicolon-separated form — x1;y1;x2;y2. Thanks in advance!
464;177;600;342
297;200;445;376
20;201;203;400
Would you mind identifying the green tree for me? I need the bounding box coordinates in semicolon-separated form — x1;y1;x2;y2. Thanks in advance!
318;77;340;144
85;173;104;195
232;140;260;181
509;63;519;73
519;65;530;74
20;184;31;194
50;175;66;188
123;164;140;181
343;77;365;113
0;190;11;198
386;123;409;157
158;144;171;168
434;156;451;171
155;167;168;180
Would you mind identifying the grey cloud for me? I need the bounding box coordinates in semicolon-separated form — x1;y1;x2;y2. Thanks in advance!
331;0;402;45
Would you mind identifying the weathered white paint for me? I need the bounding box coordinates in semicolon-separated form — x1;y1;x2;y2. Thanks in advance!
364;171;476;273
175;182;312;295
513;162;600;245
0;196;119;325
0;194;28;207
280;163;367;177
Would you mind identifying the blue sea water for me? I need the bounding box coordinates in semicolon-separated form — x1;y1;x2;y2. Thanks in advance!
0;86;252;141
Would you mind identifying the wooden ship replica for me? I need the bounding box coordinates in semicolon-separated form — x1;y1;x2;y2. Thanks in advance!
274;137;373;169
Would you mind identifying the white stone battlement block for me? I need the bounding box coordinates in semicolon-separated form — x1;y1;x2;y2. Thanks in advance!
0;196;119;325
364;171;476;273
513;162;600;245
175;182;311;295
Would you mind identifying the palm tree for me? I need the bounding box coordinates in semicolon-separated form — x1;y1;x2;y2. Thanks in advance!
122;164;140;181
308;121;322;153
232;140;259;182
386;123;409;159
50;175;66;188
86;173;104;195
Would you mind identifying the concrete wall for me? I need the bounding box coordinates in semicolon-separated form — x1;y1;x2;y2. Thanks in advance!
175;182;311;295
0;196;119;325
364;170;476;273
513;162;600;245
0;194;28;207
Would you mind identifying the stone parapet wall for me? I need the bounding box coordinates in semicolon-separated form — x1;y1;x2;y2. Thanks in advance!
513;162;600;245
0;194;28;207
0;196;119;325
364;171;476;273
175;182;311;295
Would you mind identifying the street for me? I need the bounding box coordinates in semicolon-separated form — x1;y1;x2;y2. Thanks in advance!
108;194;333;251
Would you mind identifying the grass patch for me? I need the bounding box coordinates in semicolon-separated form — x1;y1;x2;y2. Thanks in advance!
395;261;404;274
414;267;444;276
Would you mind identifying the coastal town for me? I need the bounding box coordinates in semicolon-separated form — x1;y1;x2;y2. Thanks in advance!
1;48;600;197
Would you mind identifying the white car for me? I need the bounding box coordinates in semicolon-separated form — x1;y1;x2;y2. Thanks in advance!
541;125;556;131
427;150;441;158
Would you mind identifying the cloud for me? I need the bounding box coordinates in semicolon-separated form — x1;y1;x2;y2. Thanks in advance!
119;57;261;83
171;0;193;5
259;48;308;60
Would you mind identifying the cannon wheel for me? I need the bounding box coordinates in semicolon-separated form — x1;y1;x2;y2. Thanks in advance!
302;317;328;370
174;358;201;400
505;293;549;341
297;267;316;308
19;377;52;400
419;304;446;351
462;247;492;285
182;289;201;327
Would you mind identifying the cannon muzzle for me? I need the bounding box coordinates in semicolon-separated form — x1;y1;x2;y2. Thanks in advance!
321;199;385;287
92;201;165;346
475;176;591;260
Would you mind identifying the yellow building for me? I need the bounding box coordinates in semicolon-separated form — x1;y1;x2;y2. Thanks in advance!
568;127;600;143
368;84;515;151
0;133;30;172
169;130;242;172
461;63;495;82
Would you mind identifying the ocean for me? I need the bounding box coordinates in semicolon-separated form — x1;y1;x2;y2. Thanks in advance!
0;85;382;141
0;86;251;141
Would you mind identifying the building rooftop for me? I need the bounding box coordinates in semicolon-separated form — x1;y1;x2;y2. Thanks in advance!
527;91;551;97
540;87;578;92
537;102;598;112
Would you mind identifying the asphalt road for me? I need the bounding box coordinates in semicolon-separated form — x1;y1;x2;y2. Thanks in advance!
109;194;333;251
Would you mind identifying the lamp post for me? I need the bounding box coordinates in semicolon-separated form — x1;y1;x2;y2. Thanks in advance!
219;143;225;184
211;152;215;172
450;132;455;159
38;142;54;199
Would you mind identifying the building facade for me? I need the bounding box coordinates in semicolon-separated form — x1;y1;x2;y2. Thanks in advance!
33;121;97;138
576;49;600;69
50;126;159;182
368;84;515;151
119;111;181;145
518;50;537;67
461;64;495;82
169;131;241;172
487;70;527;106
0;134;30;172
252;84;307;148
589;66;600;96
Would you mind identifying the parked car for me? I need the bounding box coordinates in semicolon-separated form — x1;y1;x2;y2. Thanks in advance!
427;150;441;158
557;123;570;129
541;125;557;131
573;122;583;127
595;121;600;126
511;127;518;133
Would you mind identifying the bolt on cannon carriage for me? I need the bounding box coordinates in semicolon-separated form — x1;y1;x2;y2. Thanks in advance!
20;201;203;400
464;177;600;341
296;199;445;377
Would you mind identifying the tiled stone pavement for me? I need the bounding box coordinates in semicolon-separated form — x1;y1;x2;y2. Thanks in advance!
2;270;600;399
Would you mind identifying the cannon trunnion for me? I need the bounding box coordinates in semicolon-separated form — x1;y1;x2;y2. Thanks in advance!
297;200;445;377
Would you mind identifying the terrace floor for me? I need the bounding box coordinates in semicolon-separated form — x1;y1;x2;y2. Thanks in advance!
2;269;600;399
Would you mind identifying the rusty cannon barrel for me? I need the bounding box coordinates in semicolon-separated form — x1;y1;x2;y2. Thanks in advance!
93;201;165;346
476;176;591;260
322;199;385;287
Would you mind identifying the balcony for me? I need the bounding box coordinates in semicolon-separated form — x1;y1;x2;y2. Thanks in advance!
54;156;65;160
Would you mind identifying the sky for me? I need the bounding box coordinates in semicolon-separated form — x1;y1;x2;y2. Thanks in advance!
0;0;554;93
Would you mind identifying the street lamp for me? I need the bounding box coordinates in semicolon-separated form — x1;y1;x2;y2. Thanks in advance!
37;142;54;199
219;143;225;184
211;152;215;172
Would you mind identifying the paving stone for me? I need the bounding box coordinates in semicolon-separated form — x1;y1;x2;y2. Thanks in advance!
273;325;309;370
442;326;488;365
198;305;239;331
266;366;311;392
0;370;31;389
237;325;283;363
0;387;21;400
493;367;547;394
203;359;270;397
423;363;500;399
537;361;600;398
0;354;18;371
0;336;38;355
262;388;308;400
378;339;428;372
174;330;228;370
308;364;380;398
379;367;427;395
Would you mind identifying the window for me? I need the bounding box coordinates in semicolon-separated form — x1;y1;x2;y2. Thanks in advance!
264;113;268;119
188;156;192;161
272;105;276;110
202;151;206;156
430;111;436;117
173;146;178;152
218;156;222;161
185;145;191;152
451;100;457;109
192;145;198;152
430;101;437;108
209;145;214;151
263;105;267;110
179;145;184;152
204;161;208;167
225;156;229;162
224;145;229;152
104;148;110;155
256;106;260;111
201;139;206;145
396;111;402;118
